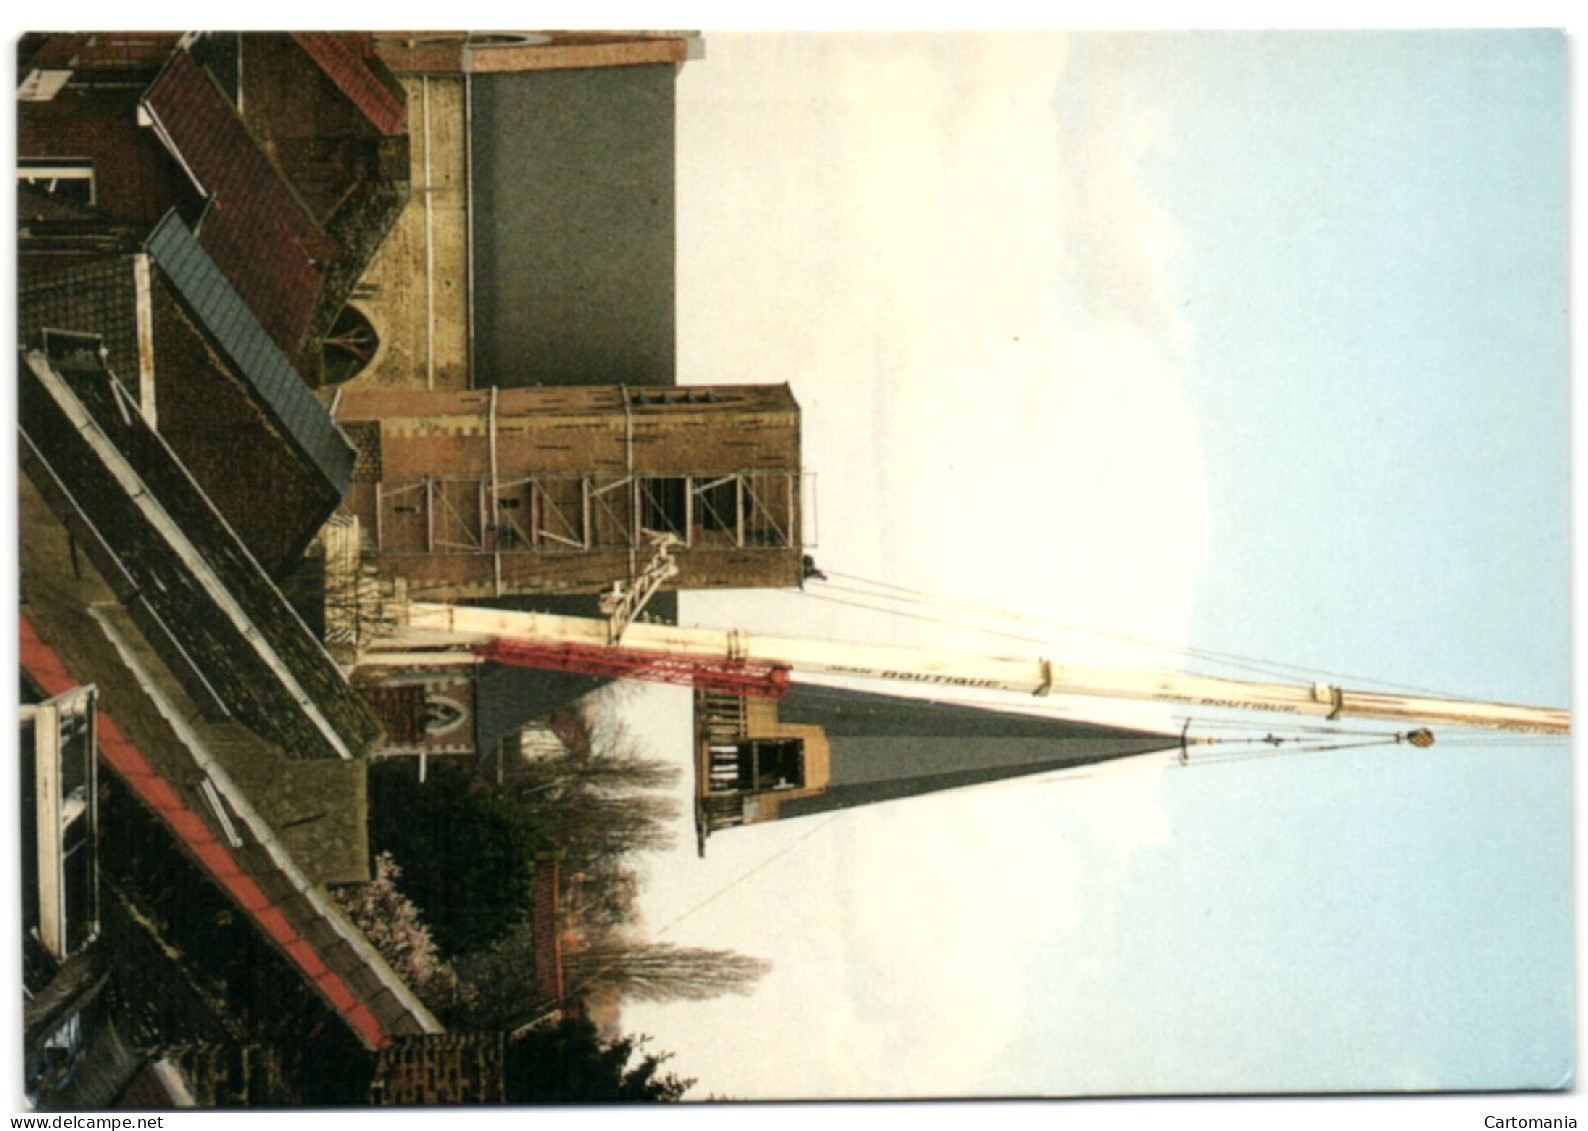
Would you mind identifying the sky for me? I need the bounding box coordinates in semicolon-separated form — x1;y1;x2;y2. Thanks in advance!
614;30;1573;1103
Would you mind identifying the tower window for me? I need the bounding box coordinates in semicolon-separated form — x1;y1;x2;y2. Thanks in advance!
693;476;738;533
627;389;723;407
638;476;688;539
705;737;805;795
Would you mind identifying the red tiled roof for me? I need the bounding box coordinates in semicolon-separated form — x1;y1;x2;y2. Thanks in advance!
20;614;393;1050
141;50;341;368
291;33;407;137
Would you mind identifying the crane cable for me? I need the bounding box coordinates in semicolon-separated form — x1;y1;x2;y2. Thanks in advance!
817;570;1439;692
778;585;1536;749
809;569;1478;698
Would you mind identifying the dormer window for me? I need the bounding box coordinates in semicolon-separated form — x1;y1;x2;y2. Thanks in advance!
18;157;95;205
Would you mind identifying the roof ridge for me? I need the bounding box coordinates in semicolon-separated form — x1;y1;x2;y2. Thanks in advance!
141;49;341;366
290;32;407;137
144;210;356;495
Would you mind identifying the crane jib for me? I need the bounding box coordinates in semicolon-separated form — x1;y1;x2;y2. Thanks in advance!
395;603;1569;737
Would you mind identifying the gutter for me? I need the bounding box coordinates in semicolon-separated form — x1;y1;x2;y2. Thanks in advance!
25;350;356;760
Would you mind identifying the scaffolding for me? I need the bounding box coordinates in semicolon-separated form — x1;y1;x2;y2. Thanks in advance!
370;471;803;556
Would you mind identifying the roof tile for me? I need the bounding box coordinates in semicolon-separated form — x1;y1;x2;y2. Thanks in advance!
315;971;358;1014
219;872;272;913
166;808;214;847
192;839;244;879
255;906;300;947
142;50;339;369
291;33;406;136
284;939;330;981
134;775;184;813
343;1003;387;1049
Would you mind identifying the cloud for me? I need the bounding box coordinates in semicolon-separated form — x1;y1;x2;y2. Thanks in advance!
644;32;1209;1100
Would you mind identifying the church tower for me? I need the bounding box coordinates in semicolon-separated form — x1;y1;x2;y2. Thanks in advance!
693;684;1174;853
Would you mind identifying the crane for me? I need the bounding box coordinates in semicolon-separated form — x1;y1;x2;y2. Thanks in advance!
382;601;1570;738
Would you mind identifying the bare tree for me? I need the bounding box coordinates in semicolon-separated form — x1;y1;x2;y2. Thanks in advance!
506;705;678;796
576;860;642;929
535;791;679;860
565;938;771;1004
500;704;681;862
582;676;649;717
504;748;680;801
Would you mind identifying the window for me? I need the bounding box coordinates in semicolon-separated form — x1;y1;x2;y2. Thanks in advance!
627;388;721;407
637;476;688;540
490;478;594;552
18;157;95;205
432;478;486;554
639;473;799;549
531;477;587;549
694;477;738;530
747;739;805;790
589;476;635;548
740;471;796;548
21;684;100;961
706;737;805;795
17;70;73;103
422;695;468;736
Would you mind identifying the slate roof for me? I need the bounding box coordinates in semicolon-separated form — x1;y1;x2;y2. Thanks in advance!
18;345;379;761
770;684;1176;820
146;210;357;495
141;49;341;369
290;33;407;137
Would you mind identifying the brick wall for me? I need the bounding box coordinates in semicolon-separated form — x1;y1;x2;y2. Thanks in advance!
367;1033;506;1105
18;85;198;225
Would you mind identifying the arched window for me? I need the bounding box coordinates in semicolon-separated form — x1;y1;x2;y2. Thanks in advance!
321;304;379;384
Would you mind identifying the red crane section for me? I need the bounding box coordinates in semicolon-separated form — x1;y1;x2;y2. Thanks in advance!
474;638;792;699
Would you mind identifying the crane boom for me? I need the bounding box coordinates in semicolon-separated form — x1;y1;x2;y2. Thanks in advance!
393;602;1570;736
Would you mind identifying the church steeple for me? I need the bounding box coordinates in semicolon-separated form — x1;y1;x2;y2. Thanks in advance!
692;684;1176;853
